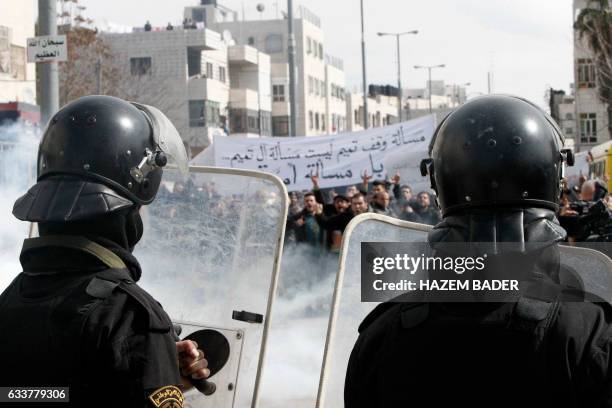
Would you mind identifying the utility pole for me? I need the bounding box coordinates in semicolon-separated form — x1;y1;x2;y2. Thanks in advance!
287;0;298;136
38;0;59;125
396;35;402;122
378;30;418;123
360;0;368;129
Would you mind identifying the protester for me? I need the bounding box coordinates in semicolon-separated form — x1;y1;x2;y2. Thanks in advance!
286;192;325;249
371;191;397;217
316;193;370;236
413;191;441;225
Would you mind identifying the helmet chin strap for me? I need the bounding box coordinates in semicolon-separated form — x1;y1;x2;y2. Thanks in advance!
428;207;567;253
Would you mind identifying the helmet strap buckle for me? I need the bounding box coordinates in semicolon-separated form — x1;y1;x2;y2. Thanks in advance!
130;148;166;183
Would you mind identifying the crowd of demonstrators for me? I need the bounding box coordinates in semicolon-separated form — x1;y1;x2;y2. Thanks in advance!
284;170;442;254
557;176;612;244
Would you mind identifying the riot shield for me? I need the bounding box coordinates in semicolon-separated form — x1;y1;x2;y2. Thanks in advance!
315;213;612;408
135;166;287;408
315;213;431;408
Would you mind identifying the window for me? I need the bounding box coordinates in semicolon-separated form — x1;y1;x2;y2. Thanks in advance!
206;62;214;78
265;34;283;53
318;43;323;60
307;37;312;54
315;113;320;130
565;127;573;134
580;112;597;143
230;109;244;133
273;84;285;102
130;57;151;76
577;58;596;88
248;36;255;46
205;100;220;127
261;112;271;134
187;48;201;77
309;111;314;129
247;115;258;131
219;66;226;83
308;76;314;94
321;114;326;131
314;79;319;96
565;112;573;120
189;100;205;127
272;116;289;136
313;41;318;58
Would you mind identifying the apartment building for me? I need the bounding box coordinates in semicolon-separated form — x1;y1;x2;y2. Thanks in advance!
191;1;347;136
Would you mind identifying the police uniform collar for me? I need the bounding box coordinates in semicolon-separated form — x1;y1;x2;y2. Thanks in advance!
428;207;566;249
20;235;142;282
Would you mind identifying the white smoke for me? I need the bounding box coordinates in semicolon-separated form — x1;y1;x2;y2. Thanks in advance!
135;171;340;408
0;122;40;291
0;139;343;407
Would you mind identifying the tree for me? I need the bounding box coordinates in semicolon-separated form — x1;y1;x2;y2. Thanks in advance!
574;0;612;136
58;27;123;106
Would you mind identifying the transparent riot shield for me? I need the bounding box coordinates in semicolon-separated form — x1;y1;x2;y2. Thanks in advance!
315;214;431;408
315;214;612;408
558;244;612;303
135;166;287;408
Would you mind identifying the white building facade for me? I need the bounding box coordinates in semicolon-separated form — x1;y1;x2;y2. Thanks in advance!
102;27;231;157
227;44;272;137
195;2;347;137
346;93;398;132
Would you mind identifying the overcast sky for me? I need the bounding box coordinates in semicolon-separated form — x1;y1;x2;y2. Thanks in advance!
77;0;575;109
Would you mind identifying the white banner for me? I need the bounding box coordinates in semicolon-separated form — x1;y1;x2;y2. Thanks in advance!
192;115;436;192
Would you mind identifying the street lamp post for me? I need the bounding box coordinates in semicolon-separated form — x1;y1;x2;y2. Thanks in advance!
414;64;445;113
377;30;418;123
360;0;369;129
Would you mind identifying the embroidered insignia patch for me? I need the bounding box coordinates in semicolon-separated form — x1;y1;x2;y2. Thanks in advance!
148;385;184;408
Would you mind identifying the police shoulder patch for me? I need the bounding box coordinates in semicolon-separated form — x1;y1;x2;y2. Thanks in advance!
148;385;184;408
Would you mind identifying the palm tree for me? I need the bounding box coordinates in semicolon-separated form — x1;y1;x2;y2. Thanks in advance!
574;0;612;136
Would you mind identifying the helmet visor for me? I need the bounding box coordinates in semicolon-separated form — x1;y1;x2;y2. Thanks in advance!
132;102;189;177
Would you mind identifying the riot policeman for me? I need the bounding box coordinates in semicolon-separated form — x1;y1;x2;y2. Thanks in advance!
0;96;208;407
345;95;612;407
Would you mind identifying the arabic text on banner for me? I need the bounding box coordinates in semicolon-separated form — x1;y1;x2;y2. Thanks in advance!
195;115;436;191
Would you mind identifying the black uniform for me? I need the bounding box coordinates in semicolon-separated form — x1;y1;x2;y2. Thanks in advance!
3;96;191;407
0;235;182;407
346;297;612;407
344;95;603;406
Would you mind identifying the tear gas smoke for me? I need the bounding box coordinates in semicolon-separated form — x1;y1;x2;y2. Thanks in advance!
0;122;40;291
0;142;342;408
135;171;339;407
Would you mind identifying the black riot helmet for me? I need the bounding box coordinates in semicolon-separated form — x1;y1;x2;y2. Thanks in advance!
13;95;188;222
420;94;574;217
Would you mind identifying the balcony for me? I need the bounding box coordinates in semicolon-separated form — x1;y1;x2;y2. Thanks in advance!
187;76;229;103
228;45;259;66
229;88;260;110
